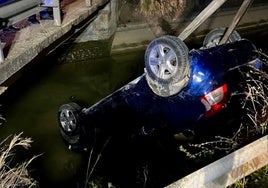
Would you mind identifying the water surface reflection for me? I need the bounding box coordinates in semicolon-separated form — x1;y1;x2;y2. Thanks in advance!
0;49;144;187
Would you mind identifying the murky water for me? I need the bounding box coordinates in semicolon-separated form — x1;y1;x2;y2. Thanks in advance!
0;49;145;187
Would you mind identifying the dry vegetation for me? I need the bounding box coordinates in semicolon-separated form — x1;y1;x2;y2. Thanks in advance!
180;50;268;159
0;132;38;188
139;0;186;22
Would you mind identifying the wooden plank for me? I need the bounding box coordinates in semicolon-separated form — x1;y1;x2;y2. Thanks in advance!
165;135;268;188
219;0;254;45
178;0;228;41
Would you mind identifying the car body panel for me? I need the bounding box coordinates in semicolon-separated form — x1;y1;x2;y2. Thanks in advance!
79;39;260;134
58;37;263;152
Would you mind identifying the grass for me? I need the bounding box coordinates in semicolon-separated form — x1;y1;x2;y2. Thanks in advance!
228;51;268;188
229;165;268;188
0;132;38;188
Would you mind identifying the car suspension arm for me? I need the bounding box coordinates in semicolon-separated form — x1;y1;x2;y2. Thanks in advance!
178;0;228;41
219;0;254;45
178;0;254;43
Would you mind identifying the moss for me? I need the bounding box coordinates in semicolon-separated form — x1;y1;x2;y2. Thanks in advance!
57;37;114;64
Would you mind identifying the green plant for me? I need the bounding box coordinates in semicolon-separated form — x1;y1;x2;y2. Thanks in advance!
246;165;268;188
228;165;268;188
228;177;248;188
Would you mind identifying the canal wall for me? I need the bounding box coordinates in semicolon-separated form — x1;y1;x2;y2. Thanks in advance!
56;0;119;62
55;1;268;62
111;2;268;54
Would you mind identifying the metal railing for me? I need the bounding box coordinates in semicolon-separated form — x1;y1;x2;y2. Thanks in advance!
0;0;93;62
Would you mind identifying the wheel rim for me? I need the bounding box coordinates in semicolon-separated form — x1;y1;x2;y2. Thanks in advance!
207;37;221;47
59;109;77;132
203;28;241;48
148;44;178;81
145;36;190;97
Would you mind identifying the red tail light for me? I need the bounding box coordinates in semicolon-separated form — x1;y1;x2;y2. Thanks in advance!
201;84;228;117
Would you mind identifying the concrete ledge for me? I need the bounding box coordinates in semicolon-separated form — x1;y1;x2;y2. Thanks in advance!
166;135;268;188
0;0;109;86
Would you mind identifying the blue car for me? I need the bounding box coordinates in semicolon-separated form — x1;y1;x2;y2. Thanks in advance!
57;29;264;152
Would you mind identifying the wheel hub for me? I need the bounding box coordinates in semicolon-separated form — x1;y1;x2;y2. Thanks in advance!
60;109;77;132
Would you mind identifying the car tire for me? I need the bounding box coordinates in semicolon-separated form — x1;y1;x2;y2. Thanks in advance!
144;35;190;97
58;102;82;145
203;27;241;48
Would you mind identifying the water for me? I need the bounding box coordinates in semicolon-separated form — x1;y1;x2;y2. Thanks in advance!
0;49;145;187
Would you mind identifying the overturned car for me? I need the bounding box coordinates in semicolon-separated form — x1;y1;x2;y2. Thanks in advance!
58;29;266;154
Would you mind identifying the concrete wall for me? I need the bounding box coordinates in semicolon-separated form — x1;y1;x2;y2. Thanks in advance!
56;0;268;62
56;0;119;63
75;0;118;42
111;2;268;54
